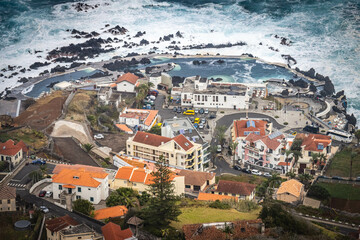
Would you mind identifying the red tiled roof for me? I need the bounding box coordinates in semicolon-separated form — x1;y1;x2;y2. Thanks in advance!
0;139;26;156
52;167;108;188
296;133;331;152
120;109;158;126
129;168;147;183
0;185;16;200
233;120;267;138
178;169;215;186
132;131;171;147
115;124;134;134
278;162;290;166
101;222;133;240
173;134;194;151
115;166;134;180
115;166;176;185
94;206;128;220
46;215;79;232
216;180;256;196
246;132;284;150
116;72;139;85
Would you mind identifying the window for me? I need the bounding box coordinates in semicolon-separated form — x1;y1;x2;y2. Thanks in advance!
88;188;91;191
76;196;81;200
308;151;312;157
216;96;219;102
128;145;130;148
90;197;94;202
134;183;137;186
78;187;81;192
185;185;191;188
224;96;226;102
78;237;82;239
7;199;10;204
124;180;127;184
171;154;174;157
59;185;62;190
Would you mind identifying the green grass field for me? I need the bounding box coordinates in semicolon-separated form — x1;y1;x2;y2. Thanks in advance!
171;207;260;229
326;149;360;178
316;182;360;200
216;173;266;185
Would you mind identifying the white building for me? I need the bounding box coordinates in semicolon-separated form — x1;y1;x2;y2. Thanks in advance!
51;165;109;204
53;81;72;91
97;86;122;108
149;72;172;89
119;108;159;131
181;76;250;109
115;72;140;92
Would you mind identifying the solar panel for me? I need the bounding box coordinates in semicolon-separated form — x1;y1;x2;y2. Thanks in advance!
268;131;283;139
246;120;256;128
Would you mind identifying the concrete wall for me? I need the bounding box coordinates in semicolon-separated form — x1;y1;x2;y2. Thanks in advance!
117;82;135;92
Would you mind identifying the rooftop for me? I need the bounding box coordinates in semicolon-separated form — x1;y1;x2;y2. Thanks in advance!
94;205;128;220
101;222;133;240
183;77;247;95
197;192;236;201
0;139;27;156
178;169;215;186
116;72;139;85
295;133;331;152
60;223;94;235
277;179;304;198
245;132;284;150
120;108;158;126
46;215;79;232
0;185;16;200
216;180;256;196
233;119;268;138
115;166;177;185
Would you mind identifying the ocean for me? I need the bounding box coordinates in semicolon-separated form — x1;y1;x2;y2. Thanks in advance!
0;0;359;117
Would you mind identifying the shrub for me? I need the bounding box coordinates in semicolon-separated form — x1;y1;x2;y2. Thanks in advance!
307;185;331;201
209;200;231;209
284;122;288;125
236;200;259;212
220;111;225;113
275;115;279;118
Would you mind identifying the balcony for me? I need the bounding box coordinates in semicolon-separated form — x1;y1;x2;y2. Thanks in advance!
247;151;260;159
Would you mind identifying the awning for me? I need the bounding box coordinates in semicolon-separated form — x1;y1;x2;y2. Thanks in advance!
63;184;76;189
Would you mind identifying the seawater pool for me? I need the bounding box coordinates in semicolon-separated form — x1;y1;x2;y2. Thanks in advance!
25;68;100;98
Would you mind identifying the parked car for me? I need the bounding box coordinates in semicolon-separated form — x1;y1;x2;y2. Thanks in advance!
201;118;206;124
355;177;360;182
251;169;262;176
32;159;46;165
199;108;204;114
194;118;200;124
241;168;252;174
183;110;195;115
331;176;344;180
94;134;104;139
204;108;209;114
263;172;271;177
199;123;204;129
149;95;156;100
217;145;222;153
173;107;177;112
233;165;242;171
195;108;199;114
38;190;46;197
45;191;53;198
303;125;319;134
40;206;49;213
209;113;216;119
177;108;182;113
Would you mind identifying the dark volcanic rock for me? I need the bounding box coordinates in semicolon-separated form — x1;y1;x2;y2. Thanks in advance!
29;62;50;69
176;31;183;38
18;77;29;83
281;89;289;96
69;62;84;69
215;59;225;64
47;81;59;88
192;60;207;65
323;79;335;96
51;65;66;73
140;39;149;45
73;2;99;12
134;31;146;38
346;113;357;126
335;90;345;98
20;68;26;73
281;54;297;65
183;42;246;50
103;57;150;71
106;25;128;35
85;71;112;79
163;34;174;41
309;83;317;92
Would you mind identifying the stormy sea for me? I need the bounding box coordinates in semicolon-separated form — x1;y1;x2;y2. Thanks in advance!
0;0;359;117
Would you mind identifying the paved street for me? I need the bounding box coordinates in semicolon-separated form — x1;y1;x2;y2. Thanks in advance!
212;156;242;176
10;163;55;186
17;189;104;233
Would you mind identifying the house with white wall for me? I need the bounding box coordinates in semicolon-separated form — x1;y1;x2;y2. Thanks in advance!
115;72;140;92
119;108;159;131
0;139;27;167
51;164;109;204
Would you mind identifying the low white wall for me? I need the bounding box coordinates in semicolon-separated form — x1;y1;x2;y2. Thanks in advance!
29;178;52;193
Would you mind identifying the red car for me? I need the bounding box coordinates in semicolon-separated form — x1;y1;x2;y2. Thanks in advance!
38;190;46;197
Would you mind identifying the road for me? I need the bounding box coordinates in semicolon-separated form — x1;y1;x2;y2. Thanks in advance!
212;156;241;176
17;189;104;233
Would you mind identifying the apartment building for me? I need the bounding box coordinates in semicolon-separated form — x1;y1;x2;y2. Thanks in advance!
126;131;203;171
161;117;211;169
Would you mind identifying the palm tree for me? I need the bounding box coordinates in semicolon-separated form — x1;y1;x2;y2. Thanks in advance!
229;141;239;166
286;171;296;179
29;170;43;184
82;143;94;153
310;153;319;170
298;173;313;189
318;153;327;168
215;125;227;146
284;149;292;173
39;165;47;177
268;173;282;189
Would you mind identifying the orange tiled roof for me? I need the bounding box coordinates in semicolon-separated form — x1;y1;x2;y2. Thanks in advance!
233;120;267;138
109;83;116;88
277;179;304;197
52;167;108;188
101;222;133;240
0;139;26;156
120;109;158;126
116;72;139;85
130;168;147;183
197;192;236;201
115;155;147;169
115;166;135;180
115;124;133;134
296;133;331;152
94;205;128;220
53;164;107;175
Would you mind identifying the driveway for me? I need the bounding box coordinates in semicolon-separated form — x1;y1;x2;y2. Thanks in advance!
212;156;243;176
17;189;104;233
8;163;55;188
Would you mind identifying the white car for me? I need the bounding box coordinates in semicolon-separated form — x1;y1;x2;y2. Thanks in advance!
199;123;204;129
194;108;199;114
217;145;222;153
94;134;104;139
251;169;262;176
45;191;53;198
40;206;49;213
204;109;209;114
263;172;271;177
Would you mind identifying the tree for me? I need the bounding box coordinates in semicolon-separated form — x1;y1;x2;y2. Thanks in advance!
298;173;313;189
148;125;161;135
290;139;303;164
209;145;218;168
355;130;360;145
268;173;282;189
307;185;330;201
310;153;320;170
73;199;94;216
286;171;296;179
82;143;94;153
29;170;43;184
39;165;47;176
106;188;139;208
215;125;227;146
229;141;239;166
141;155;181;236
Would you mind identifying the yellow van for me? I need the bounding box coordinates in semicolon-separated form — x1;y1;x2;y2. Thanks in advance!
194;118;200;124
183;110;195;115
